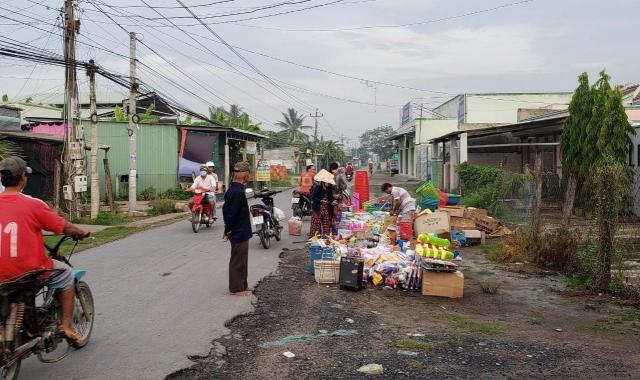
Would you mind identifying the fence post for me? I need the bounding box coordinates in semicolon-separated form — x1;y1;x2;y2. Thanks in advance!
531;150;544;236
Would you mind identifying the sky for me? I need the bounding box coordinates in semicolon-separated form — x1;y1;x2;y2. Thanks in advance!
0;0;638;147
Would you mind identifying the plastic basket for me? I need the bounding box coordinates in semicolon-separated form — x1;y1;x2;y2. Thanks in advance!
314;260;340;284
447;194;461;205
310;246;335;274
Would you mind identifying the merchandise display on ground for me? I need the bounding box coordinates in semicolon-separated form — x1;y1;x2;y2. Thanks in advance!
299;180;512;298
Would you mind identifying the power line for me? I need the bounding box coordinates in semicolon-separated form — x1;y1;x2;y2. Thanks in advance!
172;0;316;113
235;0;534;32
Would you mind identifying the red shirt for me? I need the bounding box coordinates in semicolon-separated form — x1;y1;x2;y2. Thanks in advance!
0;193;66;282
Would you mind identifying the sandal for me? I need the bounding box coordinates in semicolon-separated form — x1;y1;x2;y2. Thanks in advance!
59;326;83;346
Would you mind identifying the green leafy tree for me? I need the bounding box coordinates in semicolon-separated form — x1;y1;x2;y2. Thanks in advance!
317;138;346;169
141;104;160;123
597;86;634;161
183;115;193;125
114;105;127;122
275;108;311;143
359;126;394;161
2;94;8;104
561;73;593;224
25;97;33;104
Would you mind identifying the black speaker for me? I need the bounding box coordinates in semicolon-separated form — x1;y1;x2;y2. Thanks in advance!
339;257;364;290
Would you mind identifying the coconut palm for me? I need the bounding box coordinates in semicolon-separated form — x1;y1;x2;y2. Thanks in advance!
275;108;311;143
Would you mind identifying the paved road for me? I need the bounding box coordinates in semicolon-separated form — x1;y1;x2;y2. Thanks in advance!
20;190;308;380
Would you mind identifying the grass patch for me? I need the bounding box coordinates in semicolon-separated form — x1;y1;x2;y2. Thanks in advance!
589;309;640;333
479;240;505;262
567;275;591;291
434;311;504;337
73;212;132;226
477;268;495;276
44;226;141;256
527;317;543;326
269;179;292;187
480;282;500;294
407;361;426;370
148;199;177;216
396;339;432;352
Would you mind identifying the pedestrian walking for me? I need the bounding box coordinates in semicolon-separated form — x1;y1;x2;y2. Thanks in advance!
223;161;253;296
309;169;335;238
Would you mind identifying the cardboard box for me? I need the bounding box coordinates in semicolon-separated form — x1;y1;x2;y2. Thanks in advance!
421;270;464;298
414;211;450;235
474;215;499;233
439;205;465;218
464;207;488;220
450;217;476;230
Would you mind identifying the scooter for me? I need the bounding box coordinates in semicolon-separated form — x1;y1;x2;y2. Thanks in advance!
189;189;214;233
250;188;284;249
291;190;312;219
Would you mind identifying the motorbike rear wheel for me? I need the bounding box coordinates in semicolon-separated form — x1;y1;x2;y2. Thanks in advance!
259;224;270;249
71;281;95;349
191;211;202;233
274;222;282;241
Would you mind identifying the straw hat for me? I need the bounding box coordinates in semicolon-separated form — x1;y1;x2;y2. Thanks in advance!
314;169;335;185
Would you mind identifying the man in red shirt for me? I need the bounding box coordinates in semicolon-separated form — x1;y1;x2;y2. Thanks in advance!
0;156;89;345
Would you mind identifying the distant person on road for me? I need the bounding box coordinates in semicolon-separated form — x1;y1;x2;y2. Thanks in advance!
223;161;253;296
345;162;353;177
309;169;335;238
368;159;374;175
0;156;90;345
381;182;415;218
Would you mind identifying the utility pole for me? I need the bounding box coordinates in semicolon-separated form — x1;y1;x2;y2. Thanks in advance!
309;108;323;168
63;0;84;219
128;32;138;215
88;60;99;219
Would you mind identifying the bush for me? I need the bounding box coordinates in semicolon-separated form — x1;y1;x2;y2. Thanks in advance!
160;187;191;200
139;186;158;201
148;199;176;216
531;228;583;274
457;162;503;193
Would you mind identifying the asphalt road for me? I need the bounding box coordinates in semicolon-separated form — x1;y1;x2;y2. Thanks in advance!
20;190;308;380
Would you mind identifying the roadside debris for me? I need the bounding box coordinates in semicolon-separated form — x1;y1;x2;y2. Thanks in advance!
357;364;384;375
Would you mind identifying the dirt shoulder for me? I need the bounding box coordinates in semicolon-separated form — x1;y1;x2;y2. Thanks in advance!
168;245;640;379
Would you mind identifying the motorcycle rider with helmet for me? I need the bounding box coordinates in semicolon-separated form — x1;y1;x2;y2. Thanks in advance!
187;164;216;218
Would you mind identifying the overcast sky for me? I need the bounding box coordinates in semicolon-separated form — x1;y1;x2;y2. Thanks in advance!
0;0;637;145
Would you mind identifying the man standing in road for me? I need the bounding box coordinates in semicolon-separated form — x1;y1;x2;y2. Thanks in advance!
223;161;253;296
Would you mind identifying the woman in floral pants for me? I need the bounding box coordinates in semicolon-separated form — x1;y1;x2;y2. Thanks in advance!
309;169;335;238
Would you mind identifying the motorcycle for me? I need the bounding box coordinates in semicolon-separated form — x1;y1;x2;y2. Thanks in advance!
188;189;215;233
0;235;95;380
291;190;312;220
345;172;353;182
250;188;284;249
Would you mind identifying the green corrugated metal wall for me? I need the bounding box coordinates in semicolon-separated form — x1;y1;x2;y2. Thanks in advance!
84;121;179;198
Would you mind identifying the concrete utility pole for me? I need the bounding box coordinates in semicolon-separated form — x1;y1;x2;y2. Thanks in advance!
309;108;323;168
128;32;138;215
63;0;84;218
88;60;99;219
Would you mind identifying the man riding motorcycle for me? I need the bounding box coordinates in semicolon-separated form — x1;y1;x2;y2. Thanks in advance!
187;164;217;219
345;162;353;181
0;156;90;345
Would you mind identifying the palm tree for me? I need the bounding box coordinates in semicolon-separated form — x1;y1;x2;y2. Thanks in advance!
275;108;311;143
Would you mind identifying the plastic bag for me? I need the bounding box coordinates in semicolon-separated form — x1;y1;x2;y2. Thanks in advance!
273;207;286;221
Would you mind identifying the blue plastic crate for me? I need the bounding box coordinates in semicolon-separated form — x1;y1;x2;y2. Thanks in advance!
309;246;335;274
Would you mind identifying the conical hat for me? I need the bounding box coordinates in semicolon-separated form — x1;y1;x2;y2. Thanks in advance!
314;169;336;185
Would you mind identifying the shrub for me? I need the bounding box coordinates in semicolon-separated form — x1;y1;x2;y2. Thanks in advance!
457;162;502;193
148;199;176;216
479;282;500;294
531;228;582;274
139;186;158;201
160;187;191;200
